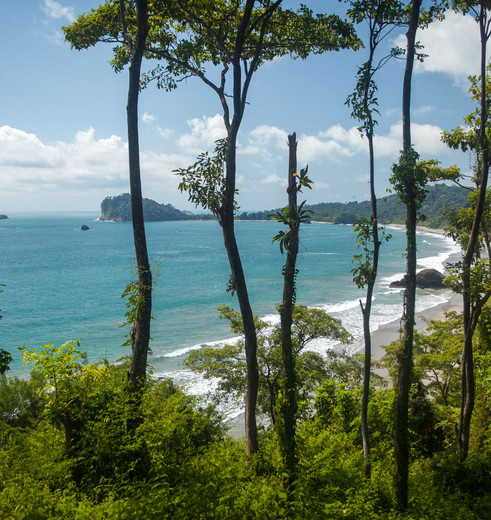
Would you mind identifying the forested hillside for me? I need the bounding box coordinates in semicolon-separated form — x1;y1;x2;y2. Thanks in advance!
238;183;470;227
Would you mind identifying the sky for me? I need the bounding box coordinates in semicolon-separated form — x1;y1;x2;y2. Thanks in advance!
0;1;484;213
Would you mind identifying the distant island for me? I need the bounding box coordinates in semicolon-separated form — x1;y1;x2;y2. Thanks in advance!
100;194;193;222
0;214;8;220
101;184;470;228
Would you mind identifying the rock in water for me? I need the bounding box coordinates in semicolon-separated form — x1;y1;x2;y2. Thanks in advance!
389;268;445;289
416;268;445;289
81;224;90;231
0;215;8;220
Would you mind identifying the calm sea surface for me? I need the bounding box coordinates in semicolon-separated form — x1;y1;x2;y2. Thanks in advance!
0;213;459;401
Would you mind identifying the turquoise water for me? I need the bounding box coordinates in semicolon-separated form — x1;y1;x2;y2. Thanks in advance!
0;214;458;396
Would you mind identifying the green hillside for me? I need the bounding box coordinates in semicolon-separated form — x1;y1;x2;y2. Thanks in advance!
238;183;470;228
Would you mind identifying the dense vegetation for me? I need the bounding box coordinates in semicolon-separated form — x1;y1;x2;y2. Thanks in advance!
100;193;192;222
238;184;470;228
0;310;490;518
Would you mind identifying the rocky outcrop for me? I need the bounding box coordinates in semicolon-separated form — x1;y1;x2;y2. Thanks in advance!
81;224;90;231
0;215;8;220
390;268;446;289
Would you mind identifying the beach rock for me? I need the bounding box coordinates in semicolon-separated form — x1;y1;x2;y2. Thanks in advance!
390;268;445;289
81;224;90;231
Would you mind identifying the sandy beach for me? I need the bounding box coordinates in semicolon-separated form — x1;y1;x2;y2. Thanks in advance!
370;290;462;361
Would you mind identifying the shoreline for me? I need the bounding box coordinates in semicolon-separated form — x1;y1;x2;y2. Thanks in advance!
370;290;462;362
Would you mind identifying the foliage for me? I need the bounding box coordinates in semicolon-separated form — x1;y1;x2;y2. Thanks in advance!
389;147;461;218
441;70;491;156
185;304;353;424
271;165;313;254
0;349;13;376
0;371;45;428
175;138;236;220
352;217;391;288
120;273;154;350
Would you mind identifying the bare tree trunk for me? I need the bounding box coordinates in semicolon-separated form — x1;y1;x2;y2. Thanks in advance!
221;125;259;456
395;0;421;511
360;127;380;479
216;0;260;456
120;0;152;394
279;133;299;483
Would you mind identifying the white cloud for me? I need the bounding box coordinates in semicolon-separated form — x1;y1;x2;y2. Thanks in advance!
260;173;286;186
177;114;226;153
240;125;288;158
394;11;487;88
413;105;435;116
142;112;156;125
0;126;189;202
42;0;75;23
157;127;174;139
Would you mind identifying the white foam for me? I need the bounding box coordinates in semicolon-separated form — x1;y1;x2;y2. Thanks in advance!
163;345;202;358
322;298;361;314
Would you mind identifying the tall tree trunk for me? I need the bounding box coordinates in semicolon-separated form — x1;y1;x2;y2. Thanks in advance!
279;133;299;484
458;0;490;459
217;0;259;456
395;0;421;511
360;125;380;479
221;125;259;456
120;0;152;394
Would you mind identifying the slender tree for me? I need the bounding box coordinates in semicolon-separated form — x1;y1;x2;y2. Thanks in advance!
455;0;490;460
442;1;491;457
272;133;312;485
65;2;153;395
392;0;422;510
346;0;404;479
119;0;152;394
147;0;359;455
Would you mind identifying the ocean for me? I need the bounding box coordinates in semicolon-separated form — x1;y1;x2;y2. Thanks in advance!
0;213;459;415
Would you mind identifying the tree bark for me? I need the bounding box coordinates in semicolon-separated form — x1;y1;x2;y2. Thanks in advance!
279;133;299;483
458;0;489;459
120;0;152;394
360;126;380;480
395;0;421;511
216;0;260;457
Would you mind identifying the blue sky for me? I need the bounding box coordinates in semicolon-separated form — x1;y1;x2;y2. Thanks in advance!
0;0;483;213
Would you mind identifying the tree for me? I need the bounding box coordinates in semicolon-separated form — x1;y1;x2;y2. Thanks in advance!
185;305;353;427
441;0;491;459
270;133;312;482
346;0;404;479
380;312;463;408
120;0;153;395
65;1;152;395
